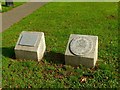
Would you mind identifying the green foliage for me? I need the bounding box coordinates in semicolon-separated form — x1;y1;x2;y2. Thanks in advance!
1;2;119;88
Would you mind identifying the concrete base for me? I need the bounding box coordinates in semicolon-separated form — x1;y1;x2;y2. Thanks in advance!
14;31;46;61
65;34;98;68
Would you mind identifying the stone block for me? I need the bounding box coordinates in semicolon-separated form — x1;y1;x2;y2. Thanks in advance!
65;34;98;68
14;31;46;61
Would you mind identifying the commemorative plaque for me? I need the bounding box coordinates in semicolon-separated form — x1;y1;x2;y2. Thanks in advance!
65;34;98;68
14;31;46;61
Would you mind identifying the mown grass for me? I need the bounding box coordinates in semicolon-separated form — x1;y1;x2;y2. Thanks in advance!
1;2;119;88
1;2;25;12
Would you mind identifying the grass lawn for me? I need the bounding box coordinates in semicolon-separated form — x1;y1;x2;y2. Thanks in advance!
1;2;25;12
1;2;119;88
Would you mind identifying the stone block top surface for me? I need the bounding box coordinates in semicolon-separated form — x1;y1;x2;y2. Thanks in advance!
19;33;39;47
15;31;44;52
65;34;98;58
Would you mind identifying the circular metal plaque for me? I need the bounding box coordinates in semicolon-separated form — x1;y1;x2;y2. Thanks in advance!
69;36;93;56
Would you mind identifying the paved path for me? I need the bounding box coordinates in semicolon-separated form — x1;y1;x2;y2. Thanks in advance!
1;2;47;32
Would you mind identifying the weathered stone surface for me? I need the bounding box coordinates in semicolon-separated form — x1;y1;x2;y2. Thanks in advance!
14;31;46;61
19;33;39;47
65;34;98;68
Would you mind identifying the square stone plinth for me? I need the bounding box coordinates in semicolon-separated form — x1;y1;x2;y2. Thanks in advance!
14;31;46;61
65;34;98;68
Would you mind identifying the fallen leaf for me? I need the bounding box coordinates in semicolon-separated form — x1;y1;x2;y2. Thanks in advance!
80;77;87;83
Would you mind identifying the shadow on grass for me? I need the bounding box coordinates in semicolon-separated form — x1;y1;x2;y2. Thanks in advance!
2;4;14;7
2;46;15;59
2;5;8;7
2;47;65;64
44;51;65;65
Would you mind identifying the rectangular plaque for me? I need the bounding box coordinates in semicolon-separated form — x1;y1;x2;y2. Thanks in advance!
19;33;38;47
